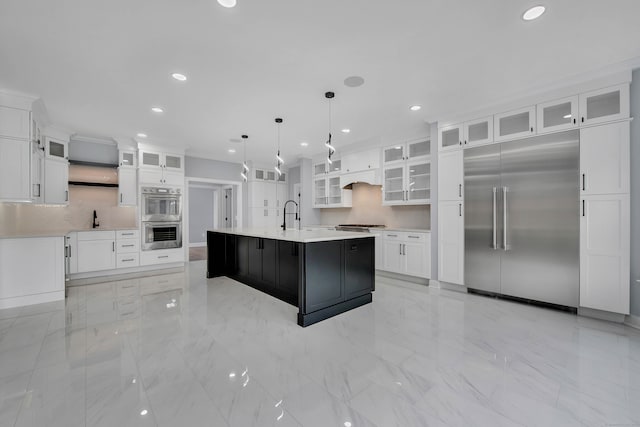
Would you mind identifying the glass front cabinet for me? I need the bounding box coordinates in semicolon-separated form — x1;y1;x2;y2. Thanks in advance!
383;159;431;206
536;96;579;134
579;84;629;126
494;106;536;142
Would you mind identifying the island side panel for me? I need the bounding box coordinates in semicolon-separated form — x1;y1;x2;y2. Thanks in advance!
301;240;344;314
344;237;375;301
277;240;299;306
207;231;226;278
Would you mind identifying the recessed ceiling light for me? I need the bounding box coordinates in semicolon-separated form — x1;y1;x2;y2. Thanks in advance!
344;76;365;88
563;114;572;119
228;149;236;153
171;73;187;81
151;107;164;113
136;133;147;138
522;5;546;21
300;142;308;147
217;0;236;7
140;410;148;416
410;105;422;111
341;129;350;133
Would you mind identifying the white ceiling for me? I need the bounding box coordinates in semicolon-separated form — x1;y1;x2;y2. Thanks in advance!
1;0;639;164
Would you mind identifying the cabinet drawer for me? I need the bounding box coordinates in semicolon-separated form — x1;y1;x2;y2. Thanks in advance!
117;253;140;268
404;233;428;242
383;232;404;241
77;230;115;241
116;230;139;240
116;239;139;253
139;249;184;266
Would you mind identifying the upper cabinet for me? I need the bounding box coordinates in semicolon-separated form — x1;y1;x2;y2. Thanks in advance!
384;140;430;164
438;150;463;202
579;84;630;126
382;158;431;206
494;106;536;142
314;161;327;176
44;158;69;205
580;122;630;196
342;148;380;173
0;137;31;201
0;106;30;140
536;96;579;134
439;118;493;151
253;168;277;182
119;150;136;168
139;149;184;186
44;137;68;160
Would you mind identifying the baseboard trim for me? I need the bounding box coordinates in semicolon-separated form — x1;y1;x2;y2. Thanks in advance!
625;314;640;330
67;264;185;287
578;307;626;323
189;242;207;248
429;279;468;293
375;270;428;286
0;290;65;310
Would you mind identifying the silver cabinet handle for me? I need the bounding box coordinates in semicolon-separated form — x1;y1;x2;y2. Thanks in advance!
122;244;135;247
582;199;585;217
399;243;402;255
387;234;398;237
122;258;135;262
122;232;134;236
120;193;123;203
582;173;586;191
408;235;420;239
112;242;115;252
492;187;497;249
158;255;169;259
503;187;508;251
459;184;462;198
459;203;462;217
65;190;69;202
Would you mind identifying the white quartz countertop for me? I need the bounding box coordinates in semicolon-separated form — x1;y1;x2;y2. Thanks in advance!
302;225;431;233
212;227;374;243
0;227;139;239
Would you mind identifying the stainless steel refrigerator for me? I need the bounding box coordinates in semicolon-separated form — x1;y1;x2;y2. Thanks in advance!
464;130;580;308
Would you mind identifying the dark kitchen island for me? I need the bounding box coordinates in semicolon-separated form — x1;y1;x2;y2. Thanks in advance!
207;228;374;327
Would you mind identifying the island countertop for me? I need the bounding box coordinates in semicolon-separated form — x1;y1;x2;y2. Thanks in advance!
211;227;373;243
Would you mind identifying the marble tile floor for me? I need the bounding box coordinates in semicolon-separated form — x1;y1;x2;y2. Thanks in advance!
1;261;640;427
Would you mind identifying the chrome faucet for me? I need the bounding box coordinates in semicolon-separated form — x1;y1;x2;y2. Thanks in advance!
281;200;299;231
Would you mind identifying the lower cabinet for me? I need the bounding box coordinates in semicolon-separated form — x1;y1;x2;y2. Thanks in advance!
438;201;464;285
381;231;431;279
579;194;630;314
246;237;276;289
277;241;299;303
344;238;375;299
77;231;116;273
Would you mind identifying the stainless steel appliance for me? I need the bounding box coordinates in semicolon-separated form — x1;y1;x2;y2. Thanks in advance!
141;187;182;222
335;224;385;232
464;130;579;308
142;221;182;250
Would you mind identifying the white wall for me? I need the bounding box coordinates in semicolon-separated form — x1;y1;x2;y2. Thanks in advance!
630;69;640;316
188;187;216;244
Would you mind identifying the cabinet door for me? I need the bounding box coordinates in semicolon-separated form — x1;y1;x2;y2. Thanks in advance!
382;238;403;273
45;138;68;160
236;236;249;277
77;240;116;272
494;106;535;141
327;176;342;205
580;122;630;195
373;233;383;270
464;117;493;147
31;143;44;202
265;170;276;181
249;181;264;207
579;84;629;126
139;169;163;185
406;160;430;204
437;150;463;201
536;96;579;133
404;240;429;278
0;137;30;201
163;153;184;172
277;241;299;303
383;165;405;205
162;171;184;186
118;168;137;206
407;140;430;159
438;201;464;285
0;106;30;140
313;177;327;207
580;194;630;314
439;124;463;151
247;237;262;281
383;145;405;164
44;159;69;205
140;150;161;168
119;151;136;167
344;238;374;300
261;239;277;289
264;182;277;208
328;159;342;174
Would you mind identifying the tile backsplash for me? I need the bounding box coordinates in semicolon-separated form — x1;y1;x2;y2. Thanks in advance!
318;183;430;229
0;186;136;235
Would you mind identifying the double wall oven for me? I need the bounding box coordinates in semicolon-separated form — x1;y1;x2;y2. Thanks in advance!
141;187;182;250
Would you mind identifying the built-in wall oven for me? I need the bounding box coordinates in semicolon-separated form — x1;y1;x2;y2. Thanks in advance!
142;187;182;222
141;187;183;251
142;221;182;250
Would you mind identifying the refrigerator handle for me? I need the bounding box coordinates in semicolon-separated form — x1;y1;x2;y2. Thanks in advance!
492;187;497;249
503;187;509;251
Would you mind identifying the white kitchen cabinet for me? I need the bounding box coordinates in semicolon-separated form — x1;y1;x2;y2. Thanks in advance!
579;84;629;126
328;159;342;174
276;182;288;207
494;106;536;141
580;122;630;195
164;153;183;172
76;231;116;273
370;230;383;270
382;165;404;204
139;149;184;183
44;158;69;205
140;150;161;168
252;168;278;182
313;175;351;208
463;116;494;147
119;150;136;168
437;150;463;202
140;247;184;266
381;231;430;278
438;124;463;152
0;236;65;309
118;167;137;206
65;233;78;274
139;166;183;186
116;229;140;268
342;148;380;173
0;106;30;140
0;137;30;201
382;160;431;206
537;96;579;134
438;200;464;285
313;162;327;176
384;140;430;163
31;141;45;203
580;194;630;314
44;137;68;160
313;177;327;207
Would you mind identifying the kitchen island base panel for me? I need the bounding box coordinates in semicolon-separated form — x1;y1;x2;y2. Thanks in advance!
207;231;374;326
297;293;372;327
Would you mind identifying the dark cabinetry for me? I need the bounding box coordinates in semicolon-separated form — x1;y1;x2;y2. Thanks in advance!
344;238;374;300
277;241;299;304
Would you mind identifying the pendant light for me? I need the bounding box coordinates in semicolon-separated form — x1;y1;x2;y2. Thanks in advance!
325;91;336;165
274;118;284;176
240;134;249;181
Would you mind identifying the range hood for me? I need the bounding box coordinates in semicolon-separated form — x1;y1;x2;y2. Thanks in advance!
68;161;119;187
340;169;381;189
